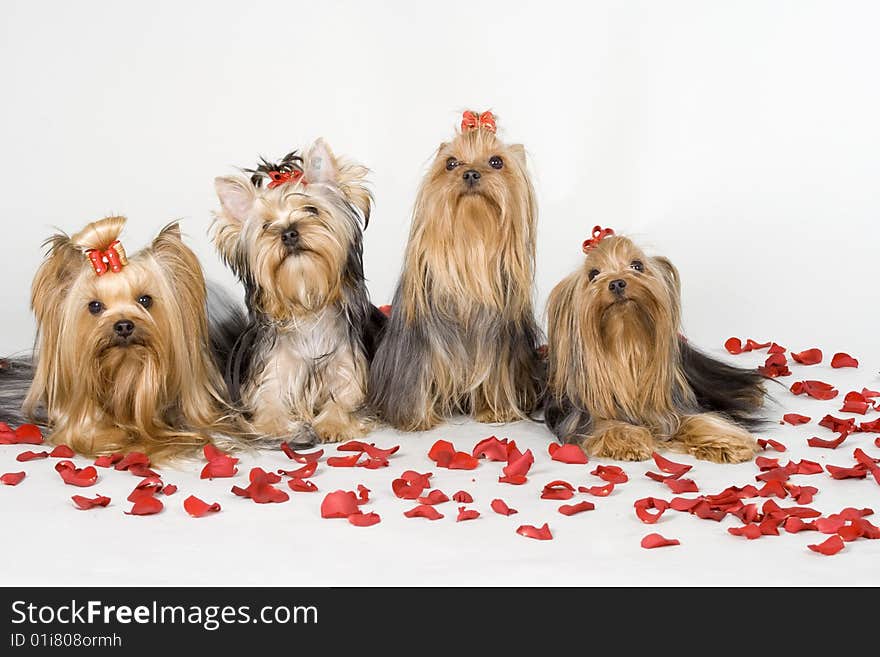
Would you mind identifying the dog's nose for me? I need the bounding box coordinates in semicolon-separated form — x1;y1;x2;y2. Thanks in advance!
113;319;135;338
462;169;481;185
281;227;300;248
608;279;627;295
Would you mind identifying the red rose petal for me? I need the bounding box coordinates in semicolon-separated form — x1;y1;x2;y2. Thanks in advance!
54;461;98;487
791;380;839;400
428;439;478;470
12;424;44;445
1;472;26;486
288;478;318;493
491;498;517;516
503;449;535;478
183;495;221;517
840;391;871;415
641;533;679;549
724;337;744;354
498;474;528;485
126;494;164;516
791;459;823;475
578;482;615;497
728;524;763;540
782;414;811;426
280;444;324;463
591;464;629;484
819;415;857;433
853;448;880;485
231;467;289;503
404;504;444;520
861;418;880;432
456;506;481;522
808;534;845;555
48;445;76;458
558;500;595;516
417;489;450;505
356;484;370;504
114;451;150;471
321;490;361;518
16;450;48;462
784;517;818;533
669;497;701;512
651;452;692;477
837;522;864;542
71;494;110;510
757;438;787;452
452;490;473;503
831;353;858;368
665;478;699;494
472;436;510;461
348;512;381;527
161;484;177;495
744;339;771;351
327;454;361;468
516;523;553;540
540;480;576;500
548;443;589;464
634;497;670;524
768;342;786;354
392;470;432;499
757;480;788;498
94;453;123;468
378;304;391;317
757;353;791;378
362;443;399;460
791;348;822;365
278;461;318;479
825;464;868;480
807;434;848;449
756;456;780;470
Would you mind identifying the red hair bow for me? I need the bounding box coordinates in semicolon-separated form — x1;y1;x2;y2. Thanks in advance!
582;226;615;254
267;169;305;189
461;110;497;134
86;240;128;276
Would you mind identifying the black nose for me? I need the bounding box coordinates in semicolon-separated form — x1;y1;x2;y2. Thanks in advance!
113;319;135;338
281;227;300;248
608;279;627;295
462;169;481;185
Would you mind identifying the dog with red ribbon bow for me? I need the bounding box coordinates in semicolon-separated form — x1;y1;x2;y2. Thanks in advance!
0;216;242;460
369;111;543;430
544;228;766;463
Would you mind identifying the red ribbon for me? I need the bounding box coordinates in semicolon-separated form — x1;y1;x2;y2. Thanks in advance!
86;240;128;276
461;110;496;134
267;169;305;189
582;226;615;254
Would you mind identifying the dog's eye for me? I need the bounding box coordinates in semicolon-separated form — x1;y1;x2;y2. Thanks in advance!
588;269;600;282
489;155;503;169
445;157;459;171
302;205;319;216
87;301;104;315
137;295;153;309
262;222;271;231
630;260;644;272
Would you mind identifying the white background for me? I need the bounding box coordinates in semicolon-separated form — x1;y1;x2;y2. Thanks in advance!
1;1;879;587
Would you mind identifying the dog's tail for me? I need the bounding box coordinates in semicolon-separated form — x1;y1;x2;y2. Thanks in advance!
0;356;42;429
680;340;771;430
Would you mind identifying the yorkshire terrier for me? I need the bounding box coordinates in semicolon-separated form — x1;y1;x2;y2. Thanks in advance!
212;138;384;445
369;111;543;431
0;216;238;459
544;227;766;463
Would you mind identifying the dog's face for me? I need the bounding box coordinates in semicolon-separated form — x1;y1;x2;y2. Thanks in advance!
213;139;370;318
578;236;681;346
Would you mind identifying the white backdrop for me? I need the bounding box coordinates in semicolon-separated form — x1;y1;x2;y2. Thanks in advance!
1;0;878;362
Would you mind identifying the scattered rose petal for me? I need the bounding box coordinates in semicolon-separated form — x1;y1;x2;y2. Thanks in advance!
651;452;692;477
503;449;534;478
16;450;48;462
807;434;847;449
472;436;510;461
452;490;473;503
49;445;75;458
808;534;845;555
784;517;818;533
791;348;822;365
280;444;324;463
54;461;98;487
728;524;763;539
404;504;444;520
768;342;786;354
126;494;163;516
819;415;857;434
498;474;528;485
831;353;858;368
392;470;432;499
724;337;744;354
183;495;221;517
634;497;670;524
591;464;628;484
12;424;44;445
161;484;177;495
578;482;615;497
327;454;361;468
540;480;576;500
791;380;839;400
641;533;679;549
825;464;867;480
757;480;788;498
756;456;780;471
418;489;450;505
491;498;517;516
288;478;318;492
758;353;791;378
840;391;871;415
791;459;823;475
321;490;361;518
744;339;771;351
548;443;589;464
114;452;150;472
862;418;880;433
94;453;123;468
758;438;787;452
558;501;595;516
428;439;479;470
456;506;480;522
348;512;381;527
71;494;110;510
231;467;289;503
516;523;553;540
782;414;811;426
356;484;370;504
278;461;318;479
665;478;699;494
1;472;26;486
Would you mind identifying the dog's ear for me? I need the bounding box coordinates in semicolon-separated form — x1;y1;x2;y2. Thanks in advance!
307;138;373;226
31;232;81;328
214;176;256;224
150;221;209;324
652;256;681;298
508;143;527;167
304;138;339;185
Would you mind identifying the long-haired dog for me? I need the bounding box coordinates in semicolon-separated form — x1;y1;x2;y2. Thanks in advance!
544;227;766;463
369;111;543;431
0;216;237;460
212;138;384;445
